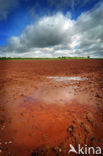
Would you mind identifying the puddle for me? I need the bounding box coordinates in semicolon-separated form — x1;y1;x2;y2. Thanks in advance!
47;76;88;81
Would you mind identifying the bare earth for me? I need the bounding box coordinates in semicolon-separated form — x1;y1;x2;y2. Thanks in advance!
0;59;103;156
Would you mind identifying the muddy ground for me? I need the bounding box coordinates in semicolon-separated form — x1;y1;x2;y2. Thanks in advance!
0;59;103;156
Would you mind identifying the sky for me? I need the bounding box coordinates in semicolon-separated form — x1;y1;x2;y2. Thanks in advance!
0;0;103;58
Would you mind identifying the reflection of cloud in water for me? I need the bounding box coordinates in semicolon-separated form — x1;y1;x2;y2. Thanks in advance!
17;78;85;107
32;86;75;105
47;76;88;81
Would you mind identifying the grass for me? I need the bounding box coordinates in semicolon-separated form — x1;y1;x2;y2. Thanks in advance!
0;57;89;60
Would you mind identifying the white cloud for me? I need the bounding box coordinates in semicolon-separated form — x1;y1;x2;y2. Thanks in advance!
19;13;75;48
0;2;103;58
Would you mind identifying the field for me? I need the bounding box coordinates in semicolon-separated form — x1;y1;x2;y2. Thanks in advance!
0;59;103;156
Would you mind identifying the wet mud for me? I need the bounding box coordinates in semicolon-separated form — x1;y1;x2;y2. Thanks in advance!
0;59;103;156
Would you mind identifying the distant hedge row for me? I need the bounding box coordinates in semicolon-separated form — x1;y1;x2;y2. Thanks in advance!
0;56;89;60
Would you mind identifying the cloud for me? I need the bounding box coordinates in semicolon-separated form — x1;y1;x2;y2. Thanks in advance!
0;0;102;20
20;13;74;48
0;0;28;20
76;2;103;57
0;2;103;58
47;0;101;11
0;0;19;20
5;13;75;52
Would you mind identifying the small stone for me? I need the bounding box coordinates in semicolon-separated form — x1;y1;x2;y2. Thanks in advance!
59;148;62;152
67;125;74;133
8;141;12;144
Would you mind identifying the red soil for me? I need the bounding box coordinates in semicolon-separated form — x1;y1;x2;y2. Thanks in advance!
0;59;103;156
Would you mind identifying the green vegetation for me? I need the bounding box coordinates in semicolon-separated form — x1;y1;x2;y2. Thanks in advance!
0;56;90;60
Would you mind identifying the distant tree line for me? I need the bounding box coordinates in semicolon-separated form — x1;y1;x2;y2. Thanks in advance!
0;56;90;60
